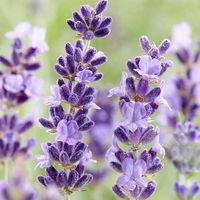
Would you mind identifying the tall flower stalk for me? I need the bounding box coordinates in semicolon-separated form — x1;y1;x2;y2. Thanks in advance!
106;36;172;199
0;22;47;182
160;23;200;200
37;1;112;199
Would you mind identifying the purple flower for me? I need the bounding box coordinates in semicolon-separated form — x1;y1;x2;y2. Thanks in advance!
45;85;62;106
108;35;171;199
36;143;51;168
4;74;24;93
167;122;200;174
76;69;96;83
5;22;31;39
5;22;48;53
39;105;94;134
57;119;82;144
135;55;162;80
24;76;43;98
119;101;149;131
0;25;46;107
67;1;112;40
38;0;111;196
109;72;128;97
108;148;161;199
114;125;158;148
54;40;106;83
38;164;93;192
170;22;192;52
28;26;48;53
127;36;172;78
36;141;92;169
117;157;147;191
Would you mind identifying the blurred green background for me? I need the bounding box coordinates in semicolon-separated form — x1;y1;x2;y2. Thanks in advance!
1;0;200;199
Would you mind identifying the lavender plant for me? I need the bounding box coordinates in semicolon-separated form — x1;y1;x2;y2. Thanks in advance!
0;22;47;181
37;1;112;199
106;36;172;199
159;23;200;200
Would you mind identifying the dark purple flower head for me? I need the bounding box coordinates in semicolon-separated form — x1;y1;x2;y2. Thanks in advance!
114;125;158;149
38;164;93;194
45;80;97;109
140;35;170;58
67;1;112;40
54;40;106;83
39;105;94;138
36;141;92;169
125;76;161;103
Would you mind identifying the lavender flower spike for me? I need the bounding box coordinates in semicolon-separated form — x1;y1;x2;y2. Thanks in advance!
159;23;200;200
37;1;112;198
107;35;172;199
67;1;111;40
0;22;47;183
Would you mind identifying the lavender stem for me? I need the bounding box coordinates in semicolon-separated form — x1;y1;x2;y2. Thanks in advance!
64;193;70;200
4;159;9;182
84;40;91;53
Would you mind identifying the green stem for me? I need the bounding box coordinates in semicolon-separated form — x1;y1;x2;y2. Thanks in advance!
64;191;71;200
84;40;91;53
4;159;9;182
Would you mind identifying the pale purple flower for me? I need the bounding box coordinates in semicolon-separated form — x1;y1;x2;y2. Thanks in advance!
5;22;48;53
190;67;200;83
105;136;120;164
81;148;96;165
4;74;24;93
136;55;162;80
29;27;48;53
120;101;149;131
36;143;51;168
57;119;82;144
170;22;192;52
76;69;96;83
25;76;43;98
5;22;31;39
45;85;62;106
117;157;147;191
152;135;165;157
108;72;128;97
